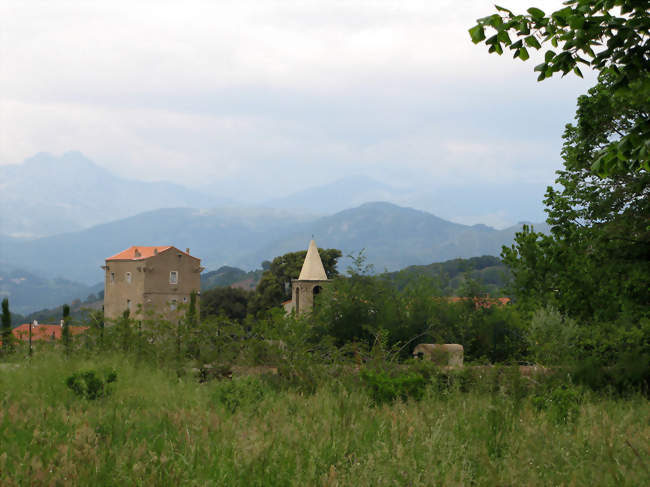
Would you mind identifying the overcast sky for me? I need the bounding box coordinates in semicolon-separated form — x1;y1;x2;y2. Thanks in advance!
0;0;595;227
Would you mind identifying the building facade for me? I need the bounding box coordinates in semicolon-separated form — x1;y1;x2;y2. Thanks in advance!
102;246;203;321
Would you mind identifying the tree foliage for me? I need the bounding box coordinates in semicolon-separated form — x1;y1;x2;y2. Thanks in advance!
61;303;71;352
470;0;649;175
200;287;252;322
502;74;650;322
2;298;13;353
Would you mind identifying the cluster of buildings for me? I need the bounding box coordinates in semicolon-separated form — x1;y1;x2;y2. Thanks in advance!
13;239;327;343
13;239;508;347
102;239;326;320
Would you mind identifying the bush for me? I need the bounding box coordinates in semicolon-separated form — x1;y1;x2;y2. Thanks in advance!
360;368;427;405
211;376;271;413
571;350;650;396
65;369;117;400
532;385;581;425
527;306;578;366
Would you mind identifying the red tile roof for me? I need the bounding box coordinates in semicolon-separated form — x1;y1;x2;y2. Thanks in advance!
12;323;89;342
106;246;173;261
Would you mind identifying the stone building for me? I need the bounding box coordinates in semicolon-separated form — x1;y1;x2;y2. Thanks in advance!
102;246;203;321
286;239;330;314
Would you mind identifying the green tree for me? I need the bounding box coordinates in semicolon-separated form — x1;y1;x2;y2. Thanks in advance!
1;298;13;353
61;303;71;353
470;0;649;176
201;287;251;322
502;74;650;322
187;290;198;326
249;248;342;314
117;309;133;353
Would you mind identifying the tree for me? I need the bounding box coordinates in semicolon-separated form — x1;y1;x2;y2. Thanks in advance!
61;304;71;353
1;298;12;353
187;290;198;326
502;73;650;322
469;0;649;176
249;248;342;314
200;287;251;322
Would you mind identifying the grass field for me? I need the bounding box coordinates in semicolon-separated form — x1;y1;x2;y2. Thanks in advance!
1;352;648;486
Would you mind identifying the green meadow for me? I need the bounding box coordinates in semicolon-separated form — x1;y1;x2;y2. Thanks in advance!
1;352;648;486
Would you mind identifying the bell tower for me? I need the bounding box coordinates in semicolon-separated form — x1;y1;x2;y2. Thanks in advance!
291;239;330;314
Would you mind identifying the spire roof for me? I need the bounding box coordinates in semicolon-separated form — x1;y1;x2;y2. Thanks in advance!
298;239;328;280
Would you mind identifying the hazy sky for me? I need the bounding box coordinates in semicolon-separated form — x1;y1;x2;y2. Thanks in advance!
1;0;595;227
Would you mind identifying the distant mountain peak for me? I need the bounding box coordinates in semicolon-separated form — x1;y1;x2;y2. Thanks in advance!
0;152;225;238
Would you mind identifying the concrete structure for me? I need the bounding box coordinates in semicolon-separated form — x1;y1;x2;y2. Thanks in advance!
288;239;330;314
102;246;203;321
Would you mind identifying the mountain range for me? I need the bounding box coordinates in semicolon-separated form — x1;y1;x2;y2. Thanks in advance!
0;151;224;237
1;152;550;239
1;152;550;314
0;201;548;287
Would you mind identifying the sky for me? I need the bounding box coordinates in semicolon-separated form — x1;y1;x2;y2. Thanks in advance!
0;0;596;227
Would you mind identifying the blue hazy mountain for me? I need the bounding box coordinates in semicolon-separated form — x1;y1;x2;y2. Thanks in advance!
0;151;225;237
0;202;548;287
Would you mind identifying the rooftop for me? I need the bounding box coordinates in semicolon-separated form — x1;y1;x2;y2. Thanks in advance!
12;323;89;342
106;246;189;261
298;239;328;281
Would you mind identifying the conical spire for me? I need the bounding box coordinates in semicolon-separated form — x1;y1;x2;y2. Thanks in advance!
298;239;328;280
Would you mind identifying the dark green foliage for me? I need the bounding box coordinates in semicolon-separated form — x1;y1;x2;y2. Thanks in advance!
571;347;650;396
470;1;649;176
197;364;232;383
503;75;649;323
385;255;510;296
117;309;133;353
211;376;271;413
532;385;581;425
187;290;197;326
312;262;524;363
1;298;13;353
61;303;71;353
65;369;117;400
200;287;252;322
360;368;427;405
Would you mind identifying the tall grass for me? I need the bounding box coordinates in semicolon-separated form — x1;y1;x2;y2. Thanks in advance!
1;352;648;486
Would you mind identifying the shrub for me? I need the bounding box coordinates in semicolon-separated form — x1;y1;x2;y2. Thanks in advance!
527;306;578;366
532;385;581;425
211;376;271;413
360;368;427;405
65;369;117;400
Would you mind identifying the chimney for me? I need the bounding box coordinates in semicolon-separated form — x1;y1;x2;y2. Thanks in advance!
186;248;190;254
134;248;141;258
154;248;158;255
33;320;38;327
60;320;64;328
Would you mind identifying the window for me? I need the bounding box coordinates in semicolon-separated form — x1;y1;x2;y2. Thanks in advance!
183;296;188;303
110;272;115;283
170;299;177;311
169;271;178;284
126;272;132;284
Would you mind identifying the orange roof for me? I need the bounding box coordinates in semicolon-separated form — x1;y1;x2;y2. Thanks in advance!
12;323;89;342
106;246;173;261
